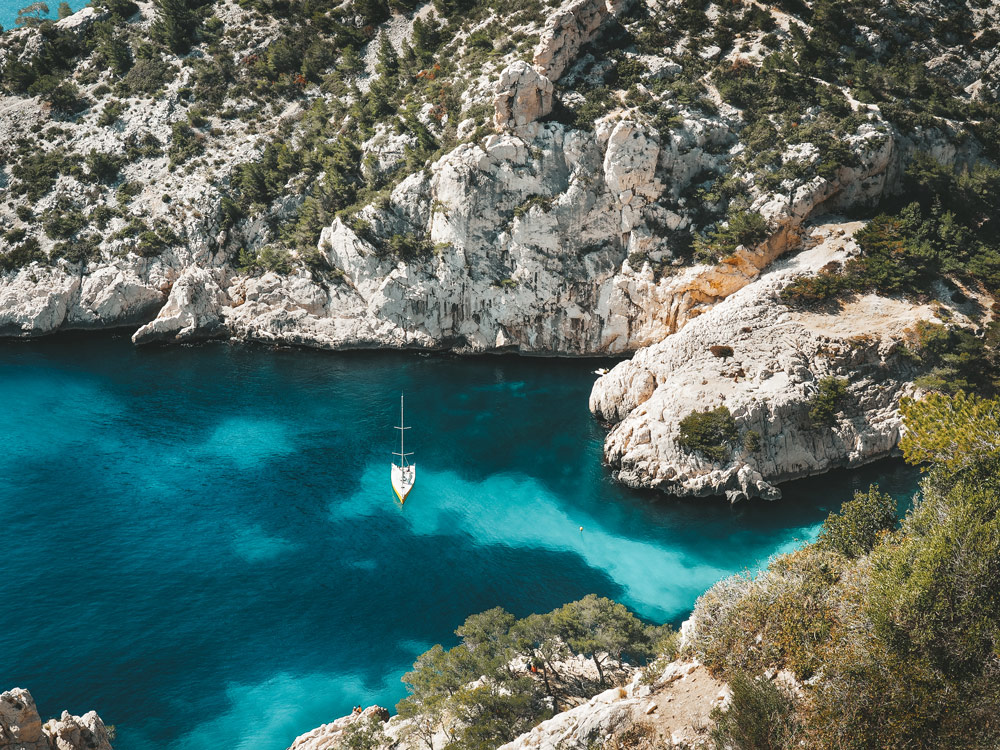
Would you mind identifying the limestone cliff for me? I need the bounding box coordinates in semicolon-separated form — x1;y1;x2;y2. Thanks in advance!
1;0;996;498
590;219;969;500
0;688;113;750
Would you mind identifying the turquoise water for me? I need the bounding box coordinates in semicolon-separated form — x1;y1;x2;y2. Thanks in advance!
1;0;89;30
0;333;920;750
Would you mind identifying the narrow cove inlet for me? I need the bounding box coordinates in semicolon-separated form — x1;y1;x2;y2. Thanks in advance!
0;333;919;750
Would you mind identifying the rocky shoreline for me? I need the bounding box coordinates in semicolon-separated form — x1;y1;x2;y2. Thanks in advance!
0;688;113;750
2;0;994;505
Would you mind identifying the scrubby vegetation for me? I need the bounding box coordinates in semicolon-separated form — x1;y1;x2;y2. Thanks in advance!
687;391;1000;748
677;405;738;462
807;376;847;427
782;158;1000;306
709;672;801;750
395;595;674;749
0;0;997;291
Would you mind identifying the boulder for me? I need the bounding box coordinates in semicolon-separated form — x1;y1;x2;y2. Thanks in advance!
1;689;46;750
288;706;389;750
533;0;618;82
494;62;554;131
132;266;228;344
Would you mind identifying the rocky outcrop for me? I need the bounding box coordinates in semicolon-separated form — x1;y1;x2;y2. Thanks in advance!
590;221;945;501
0;689;112;750
494;62;554;132
132;266;228;344
287;660;726;750
532;0;618;82
288;706;390;750
499;661;726;750
0;264;167;336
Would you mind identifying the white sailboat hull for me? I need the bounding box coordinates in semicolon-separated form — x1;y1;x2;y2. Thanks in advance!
391;462;416;503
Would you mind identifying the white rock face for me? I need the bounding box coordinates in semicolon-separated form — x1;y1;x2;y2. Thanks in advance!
494;62;554;131
42;711;114;750
132;266;228;344
591;221;941;501
0;688;113;750
533;0;619;81
288;706;390;750
0;263;166;336
1;688;46;750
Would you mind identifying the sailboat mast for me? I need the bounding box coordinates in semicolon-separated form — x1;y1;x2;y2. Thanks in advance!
400;393;405;466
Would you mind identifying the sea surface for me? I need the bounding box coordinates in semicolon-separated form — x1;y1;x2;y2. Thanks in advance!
0;0;88;30
0;333;920;750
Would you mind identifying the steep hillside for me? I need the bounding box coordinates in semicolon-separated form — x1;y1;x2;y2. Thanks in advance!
2;0;998;494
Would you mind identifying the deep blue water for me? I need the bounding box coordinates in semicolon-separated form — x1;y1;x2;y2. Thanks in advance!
0;333;920;750
0;0;89;30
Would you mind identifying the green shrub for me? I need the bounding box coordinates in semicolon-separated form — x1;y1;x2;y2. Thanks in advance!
43;199;87;239
168;121;205;166
0;237;45;273
377;232;432;263
904;322;997;396
120;54;175;96
46;81;87;115
677;406;738;462
709;672;800;750
135;220;179;257
93;0;138;20
780;265;853;306
808;376;847;426
10;149;78;201
85;150;125;184
94;25;133;75
53;232;101;264
4;228;28;244
116;180;142;205
150;0;201;54
742;429;761;453
693;210;768;263
340;715;386;750
97;100;126;127
237;245;294;275
123;131;163;161
817;485;896;558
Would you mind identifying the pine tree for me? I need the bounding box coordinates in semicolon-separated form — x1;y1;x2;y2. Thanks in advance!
150;0;198;54
375;32;399;81
15;2;50;27
411;15;439;65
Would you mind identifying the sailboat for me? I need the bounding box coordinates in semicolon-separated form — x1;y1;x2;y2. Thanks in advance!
391;393;415;503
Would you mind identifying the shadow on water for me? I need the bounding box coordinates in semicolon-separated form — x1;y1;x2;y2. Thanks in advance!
0;333;920;750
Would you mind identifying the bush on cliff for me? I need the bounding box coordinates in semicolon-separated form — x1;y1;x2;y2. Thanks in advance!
817;485;896;559
693;391;1000;749
781;159;1000;309
808;376;847;426
692;210;768;264
709;672;801;750
678;406;738;462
